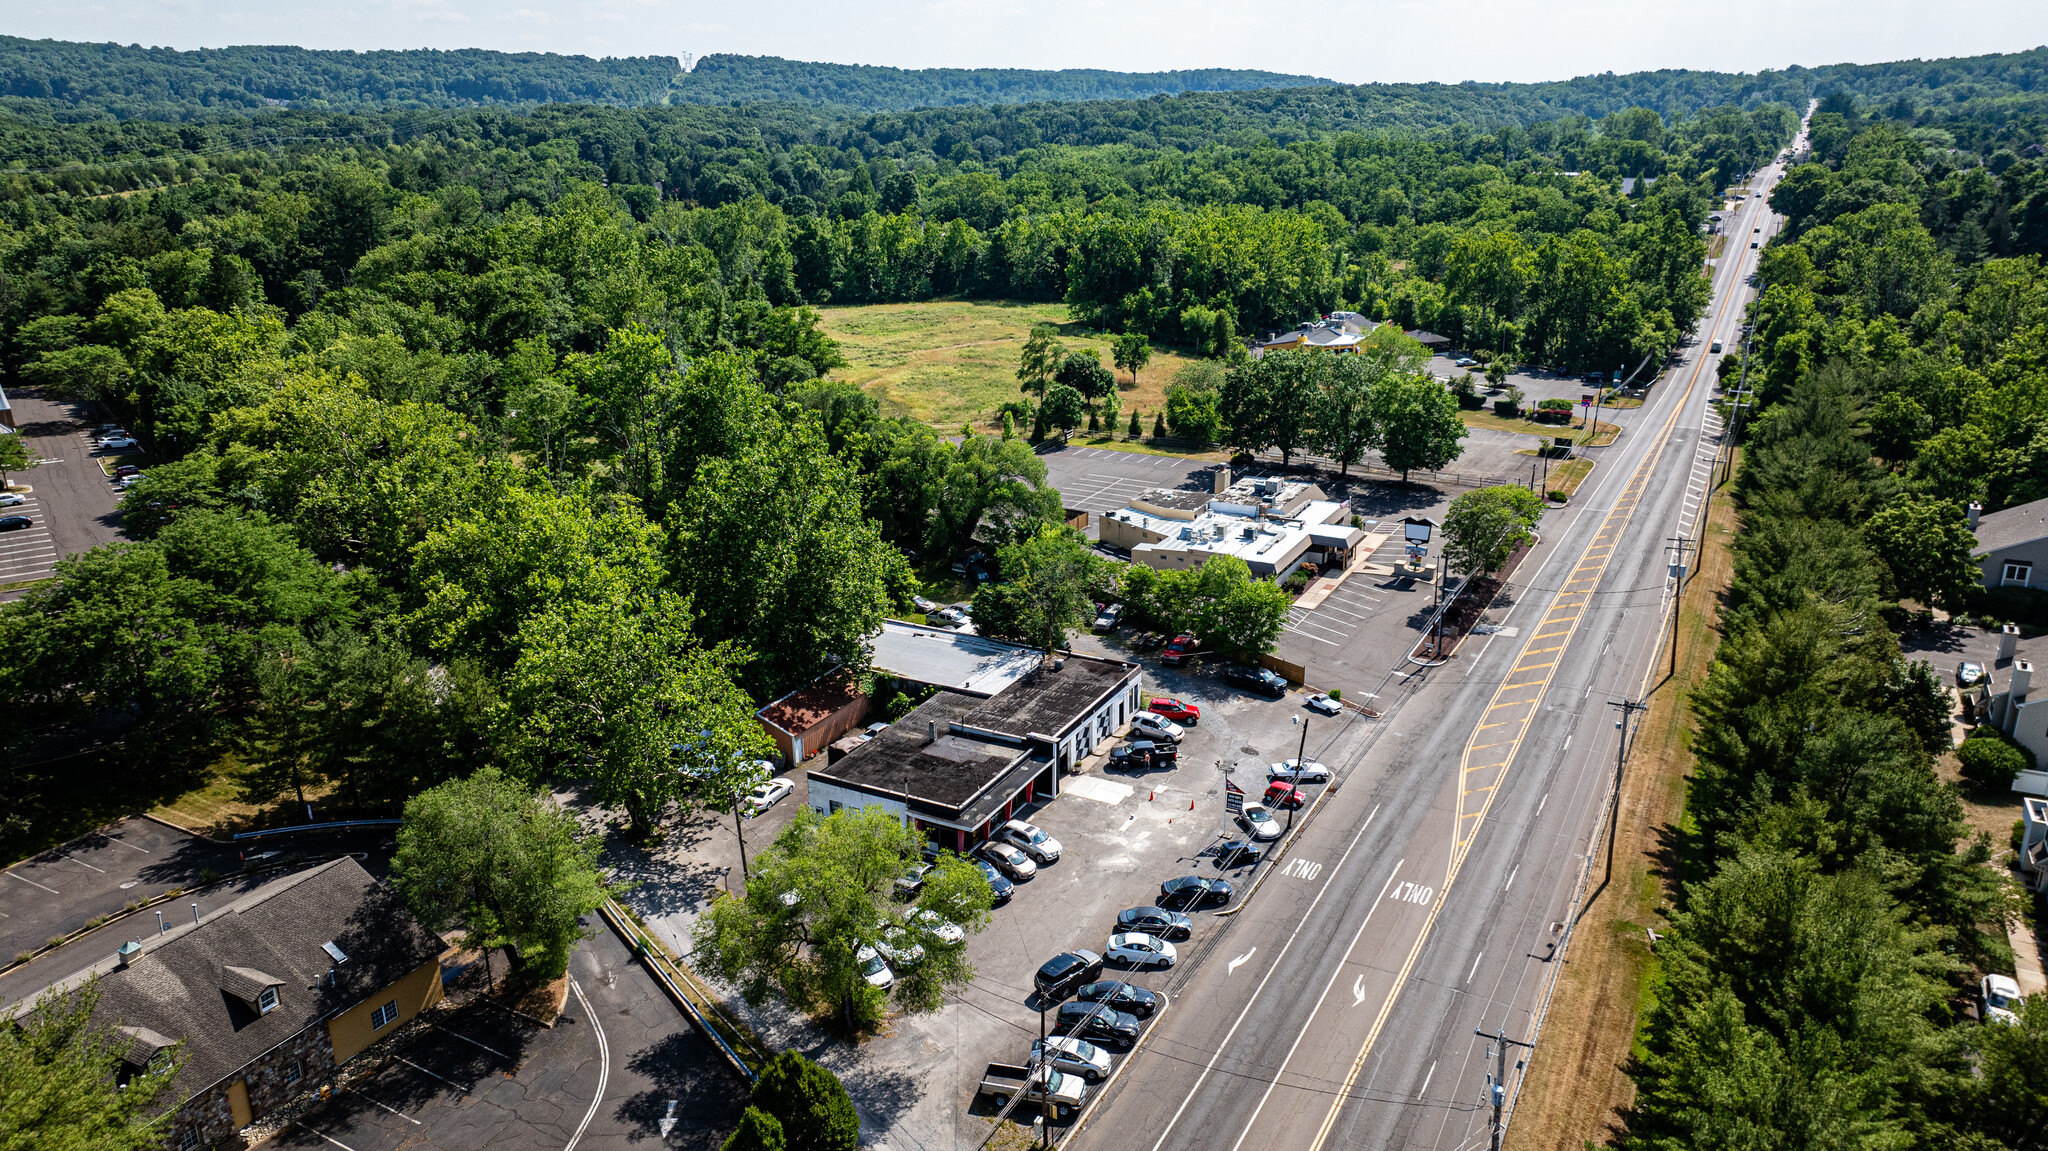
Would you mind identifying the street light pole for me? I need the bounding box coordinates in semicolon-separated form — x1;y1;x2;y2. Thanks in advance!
1476;1027;1536;1151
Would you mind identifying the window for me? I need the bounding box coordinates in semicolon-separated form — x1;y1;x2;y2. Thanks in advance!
2006;561;2035;588
181;1129;201;1151
283;1061;302;1086
256;986;278;1014
370;1000;399;1030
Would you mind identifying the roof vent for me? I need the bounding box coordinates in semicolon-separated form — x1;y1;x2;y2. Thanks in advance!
926;721;937;745
117;941;142;968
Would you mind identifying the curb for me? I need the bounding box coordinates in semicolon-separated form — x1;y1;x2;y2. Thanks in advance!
1052;989;1172;1148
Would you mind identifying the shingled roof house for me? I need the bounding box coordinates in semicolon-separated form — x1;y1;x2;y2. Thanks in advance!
10;857;445;1150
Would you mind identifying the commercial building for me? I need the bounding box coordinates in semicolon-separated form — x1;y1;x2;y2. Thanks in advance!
1098;473;1364;579
805;634;1142;852
1253;312;1381;357
756;673;871;767
8;857;445;1150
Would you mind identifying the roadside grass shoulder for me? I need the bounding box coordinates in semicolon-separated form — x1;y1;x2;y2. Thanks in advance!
1460;409;1620;447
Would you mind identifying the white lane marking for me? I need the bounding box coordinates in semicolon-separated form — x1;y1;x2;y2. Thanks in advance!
1466;952;1484;984
1144;808;1383;1151
1225;861;1407;1151
1351;974;1366;1006
1503;865;1519;893
564;977;610;1151
1418;1060;1436;1099
1536;793;1548;817
5;871;56;894
1228;948;1257;974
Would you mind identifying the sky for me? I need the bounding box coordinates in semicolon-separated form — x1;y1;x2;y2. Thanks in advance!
7;0;2048;86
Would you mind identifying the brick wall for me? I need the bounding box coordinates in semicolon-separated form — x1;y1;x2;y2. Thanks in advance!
162;1024;336;1150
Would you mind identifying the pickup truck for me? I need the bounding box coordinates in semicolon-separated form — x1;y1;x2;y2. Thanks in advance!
979;1062;1089;1116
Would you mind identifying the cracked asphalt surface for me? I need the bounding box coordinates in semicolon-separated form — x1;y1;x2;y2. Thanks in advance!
272;916;749;1151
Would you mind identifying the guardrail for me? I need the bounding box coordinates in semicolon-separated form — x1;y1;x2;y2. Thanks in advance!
598;899;765;1084
232;819;402;840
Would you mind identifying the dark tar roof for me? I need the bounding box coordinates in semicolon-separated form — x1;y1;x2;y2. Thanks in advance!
14;857;443;1105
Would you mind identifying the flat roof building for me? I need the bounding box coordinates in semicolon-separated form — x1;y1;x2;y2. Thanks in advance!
1099;476;1364;579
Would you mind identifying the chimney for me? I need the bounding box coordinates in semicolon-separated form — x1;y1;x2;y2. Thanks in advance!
2015;661;2034;704
2002;624;2022;663
117;941;142;968
1213;466;1231;495
1968;501;1982;530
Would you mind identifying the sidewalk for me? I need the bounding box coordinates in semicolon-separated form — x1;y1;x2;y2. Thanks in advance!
1291;531;1390;610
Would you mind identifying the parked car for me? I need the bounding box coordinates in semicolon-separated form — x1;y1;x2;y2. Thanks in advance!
95;436;139;450
1091;603;1123;631
1130;712;1185;743
1984;973;2024;1025
996;819;1062;864
0;515;31;532
1267;759;1331;784
1223;664;1287;697
1958;661;1987;687
1583;372;1607;385
1147;697;1200;724
973;858;1015;904
1110;740;1176;771
857;945;895;989
1115;906;1192;941
877;925;927;968
1215;839;1264;868
979;1061;1088;1115
1304;693;1343;716
1036;949;1105;999
1453;356;1478;368
930;605;967;627
1033;1036;1114;1083
93;423;124;435
1129;631;1165;651
1263;781;1305;809
0;493;25;507
1238;803;1282;841
113;464;142;478
1055;1001;1142;1047
1161;634;1197;666
978;841;1038;881
911;595;940;614
744;777;795;814
1158;875;1233;908
117;473;146;488
908;908;965;944
1107;932;1177;968
894;862;934;899
1075;979;1159;1018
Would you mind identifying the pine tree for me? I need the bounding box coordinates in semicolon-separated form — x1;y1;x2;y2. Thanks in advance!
723;1106;787;1151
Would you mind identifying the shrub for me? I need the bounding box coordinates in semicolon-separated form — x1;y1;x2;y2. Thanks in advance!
1959;732;2034;788
1547;489;1569;502
724;1107;788;1151
1327;688;1342;700
11;951;30;965
1493;398;1519;417
752;1052;858;1151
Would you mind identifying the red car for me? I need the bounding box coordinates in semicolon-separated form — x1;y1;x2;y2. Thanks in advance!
1148;697;1200;725
1263;781;1305;809
1161;634;1197;666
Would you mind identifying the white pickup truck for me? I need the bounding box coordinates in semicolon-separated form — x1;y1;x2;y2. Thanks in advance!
978;1061;1089;1117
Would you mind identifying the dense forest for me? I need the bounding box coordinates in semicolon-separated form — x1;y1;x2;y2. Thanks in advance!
1621;90;2048;1150
671;55;1339;110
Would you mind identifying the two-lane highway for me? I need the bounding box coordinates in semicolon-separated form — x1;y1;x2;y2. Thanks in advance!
1072;129;1805;1151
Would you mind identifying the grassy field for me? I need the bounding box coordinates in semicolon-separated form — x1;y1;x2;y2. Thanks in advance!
816;300;1205;431
1460;409;1621;447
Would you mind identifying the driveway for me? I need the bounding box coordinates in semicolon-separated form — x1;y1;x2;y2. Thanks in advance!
0;387;126;595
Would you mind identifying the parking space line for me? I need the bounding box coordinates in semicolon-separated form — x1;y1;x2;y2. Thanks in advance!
105;837;152;854
298;1126;358;1151
53;852;106;873
359;1095;423;1124
430;1023;513;1061
393;1056;455;1086
6;871;56;894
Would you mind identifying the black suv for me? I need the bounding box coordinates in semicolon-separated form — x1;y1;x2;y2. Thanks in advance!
1222;665;1287;697
1055;1002;1142;1047
1075;979;1160;1018
1035;949;1105;999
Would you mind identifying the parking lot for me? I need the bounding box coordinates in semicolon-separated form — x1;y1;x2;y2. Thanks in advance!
0;388;130;596
270;918;748;1151
0;816;237;965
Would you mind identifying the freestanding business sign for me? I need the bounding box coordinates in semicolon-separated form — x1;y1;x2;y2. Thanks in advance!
1225;779;1245;813
1402;517;1435;544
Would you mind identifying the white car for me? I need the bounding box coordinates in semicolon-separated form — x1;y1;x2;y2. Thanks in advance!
908;908;965;944
117;473;147;488
1984;973;2024;1025
878;926;927;968
931;605;967;627
1130;713;1184;743
96;437;139;450
977;840;1038;880
911;595;940;614
0;493;25;507
1304;693;1343;716
744;776;795;815
1238;803;1282;841
1106;932;1176;969
1267;759;1331;784
996;819;1062;863
857;945;895;989
1033;1035;1114;1083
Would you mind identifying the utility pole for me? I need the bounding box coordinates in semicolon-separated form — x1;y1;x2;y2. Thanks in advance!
1037;1001;1051;1150
1475;1027;1536;1151
1605;698;1649;881
1666;535;1693;677
1288;716;1309;832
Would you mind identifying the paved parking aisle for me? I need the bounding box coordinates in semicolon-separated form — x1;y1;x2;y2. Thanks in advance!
0;816;235;963
0;489;57;583
0;388;127;597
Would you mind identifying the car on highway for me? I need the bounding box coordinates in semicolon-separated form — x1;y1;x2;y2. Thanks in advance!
1267;759;1331;784
1222;664;1287;697
1710;340;1723;353
908;908;965;944
1115;906;1192;941
1158;875;1233;908
995;818;1062;864
1750;241;1759;248
1216;839;1264;868
1304;693;1342;715
0;515;32;532
1161;634;1197;666
1036;949;1105;999
1147;697;1200;724
978;840;1038;880
1130;712;1185;743
744;776;795;814
857;945;895;989
1106;932;1177;968
1984;973;2024;1025
0;492;25;507
1075;979;1159;1018
1958;661;1986;687
1034;1035;1114;1083
1055;1002;1142;1047
973;858;1015;905
1237;803;1282;841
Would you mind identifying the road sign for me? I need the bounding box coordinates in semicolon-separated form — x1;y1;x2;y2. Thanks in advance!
1225;779;1245;813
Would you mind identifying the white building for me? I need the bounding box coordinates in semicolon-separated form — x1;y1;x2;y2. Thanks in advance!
1098;473;1364;579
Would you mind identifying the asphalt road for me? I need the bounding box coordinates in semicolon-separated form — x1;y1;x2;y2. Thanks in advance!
1066;139;1804;1151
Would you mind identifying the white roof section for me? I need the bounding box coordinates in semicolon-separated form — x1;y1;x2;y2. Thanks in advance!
871;620;1044;697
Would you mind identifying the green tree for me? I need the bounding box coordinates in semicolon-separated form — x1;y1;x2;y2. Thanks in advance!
1193;556;1293;659
1164;383;1222;442
1040;384;1087;442
389;767;608;982
1443;486;1545;576
1864;495;1979;611
752;1052;858;1151
1127;409;1142;436
1314;353;1379;475
723;1106;788;1151
1055;348;1116;406
1222;350;1321;466
970;526;1113;660
1112;331;1152;386
0;979;183;1151
1371;372;1468;480
21;344;127;400
0;436;37;491
1016;324;1064;399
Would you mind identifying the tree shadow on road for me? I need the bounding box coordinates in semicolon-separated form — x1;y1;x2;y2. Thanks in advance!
616;1032;751;1148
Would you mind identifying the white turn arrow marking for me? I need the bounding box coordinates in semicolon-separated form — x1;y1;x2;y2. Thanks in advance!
1352;974;1367;1007
1228;948;1256;974
659;1100;677;1137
